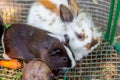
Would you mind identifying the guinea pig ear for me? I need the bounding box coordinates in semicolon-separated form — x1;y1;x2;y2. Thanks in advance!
49;49;61;56
60;4;73;22
68;0;80;17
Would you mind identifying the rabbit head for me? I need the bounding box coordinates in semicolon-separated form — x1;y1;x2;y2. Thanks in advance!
60;1;101;60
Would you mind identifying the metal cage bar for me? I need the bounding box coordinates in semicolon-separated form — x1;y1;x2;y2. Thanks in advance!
110;0;120;44
104;0;115;41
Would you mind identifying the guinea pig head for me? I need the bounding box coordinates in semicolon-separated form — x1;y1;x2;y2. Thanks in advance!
41;33;76;70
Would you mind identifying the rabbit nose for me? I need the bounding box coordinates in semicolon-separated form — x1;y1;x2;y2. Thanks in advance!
61;57;68;62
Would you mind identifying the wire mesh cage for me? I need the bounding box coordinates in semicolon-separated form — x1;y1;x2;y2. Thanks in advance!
57;40;120;80
0;0;120;80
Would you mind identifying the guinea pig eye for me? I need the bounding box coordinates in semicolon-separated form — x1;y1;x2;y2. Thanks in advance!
49;49;61;56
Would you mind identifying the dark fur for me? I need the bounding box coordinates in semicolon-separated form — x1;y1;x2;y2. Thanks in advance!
3;24;72;70
0;15;4;42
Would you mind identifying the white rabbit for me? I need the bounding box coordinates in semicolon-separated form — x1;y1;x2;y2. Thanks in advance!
27;0;101;60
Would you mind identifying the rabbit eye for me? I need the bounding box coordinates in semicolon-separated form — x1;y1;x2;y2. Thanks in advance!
75;32;85;41
77;34;82;39
49;49;61;56
75;32;82;39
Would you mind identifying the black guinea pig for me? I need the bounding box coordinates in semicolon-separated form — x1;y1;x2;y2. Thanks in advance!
0;19;76;70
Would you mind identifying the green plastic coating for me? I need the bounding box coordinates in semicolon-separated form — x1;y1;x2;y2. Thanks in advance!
114;44;120;54
63;68;69;80
110;0;120;44
104;0;115;41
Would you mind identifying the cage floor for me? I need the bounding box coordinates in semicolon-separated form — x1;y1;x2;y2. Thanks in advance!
0;41;120;80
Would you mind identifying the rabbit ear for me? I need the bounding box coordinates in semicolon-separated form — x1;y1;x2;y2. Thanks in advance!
68;0;80;16
60;4;73;22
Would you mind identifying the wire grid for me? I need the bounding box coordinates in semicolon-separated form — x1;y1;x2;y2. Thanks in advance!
0;0;120;80
56;40;120;80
